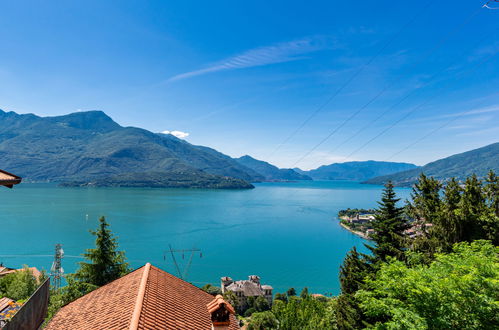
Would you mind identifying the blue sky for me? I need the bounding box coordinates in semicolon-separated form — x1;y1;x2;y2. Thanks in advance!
0;0;498;169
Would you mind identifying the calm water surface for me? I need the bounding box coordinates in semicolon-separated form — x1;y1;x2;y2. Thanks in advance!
0;181;410;294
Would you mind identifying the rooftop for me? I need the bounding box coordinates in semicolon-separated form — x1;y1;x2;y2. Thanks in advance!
0;169;22;188
46;263;239;330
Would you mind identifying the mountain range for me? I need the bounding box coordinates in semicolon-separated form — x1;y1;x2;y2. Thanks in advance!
364;142;499;186
298;161;418;181
235;155;312;181
0;109;266;188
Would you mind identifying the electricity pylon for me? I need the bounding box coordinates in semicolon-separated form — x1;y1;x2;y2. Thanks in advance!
50;243;64;290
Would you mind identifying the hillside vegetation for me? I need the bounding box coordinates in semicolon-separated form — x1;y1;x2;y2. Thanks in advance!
301;160;417;181
365;142;499;186
0;109;262;188
235;155;311;181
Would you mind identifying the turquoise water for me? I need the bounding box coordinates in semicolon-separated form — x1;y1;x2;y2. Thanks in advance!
0;181;410;295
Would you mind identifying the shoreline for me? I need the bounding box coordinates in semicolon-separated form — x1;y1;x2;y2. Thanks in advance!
339;222;371;240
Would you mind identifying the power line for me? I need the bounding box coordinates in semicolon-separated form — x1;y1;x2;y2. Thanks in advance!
312;27;497;167
384;92;499;162
266;0;435;160
291;4;484;168
483;0;499;9
339;52;496;163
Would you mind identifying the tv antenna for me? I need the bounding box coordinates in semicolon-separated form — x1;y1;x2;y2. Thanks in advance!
164;245;202;280
50;243;64;290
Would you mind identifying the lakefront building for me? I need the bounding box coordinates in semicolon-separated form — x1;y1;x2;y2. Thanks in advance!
221;275;273;313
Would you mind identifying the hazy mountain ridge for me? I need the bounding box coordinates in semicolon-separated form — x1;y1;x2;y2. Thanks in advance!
364;142;499;186
235;155;312;181
301;160;418;181
0;109;262;188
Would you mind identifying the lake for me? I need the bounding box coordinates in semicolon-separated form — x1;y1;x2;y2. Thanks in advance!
0;181;410;295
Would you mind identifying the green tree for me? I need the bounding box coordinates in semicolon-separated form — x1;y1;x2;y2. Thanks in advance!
339;247;369;295
460;175;488;242
201;284;222;296
438;178;464;249
254;296;270;312
485;170;499;217
286;287;296;297
367;181;409;263
357;240;499;329
247;311;279;330
271;296;336;329
75;216;129;286
45;275;98;323
222;290;238;312
0;266;38;301
407;173;442;224
336;247;370;329
274;292;287;303
299;287;309;299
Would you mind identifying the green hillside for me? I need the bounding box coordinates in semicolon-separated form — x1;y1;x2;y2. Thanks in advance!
302;160;417;181
235;155;312;181
364;142;499;186
0;109;262;188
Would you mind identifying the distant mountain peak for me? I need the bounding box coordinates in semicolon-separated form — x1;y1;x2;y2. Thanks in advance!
48;110;121;132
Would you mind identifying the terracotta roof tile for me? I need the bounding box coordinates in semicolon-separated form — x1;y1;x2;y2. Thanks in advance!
46;264;240;330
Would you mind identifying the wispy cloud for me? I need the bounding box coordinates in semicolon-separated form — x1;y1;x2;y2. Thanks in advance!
161;130;189;139
168;36;335;82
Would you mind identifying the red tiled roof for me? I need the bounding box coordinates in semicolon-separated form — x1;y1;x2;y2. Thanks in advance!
46;263;239;330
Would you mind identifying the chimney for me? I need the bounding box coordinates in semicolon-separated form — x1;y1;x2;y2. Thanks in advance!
220;276;233;293
206;295;236;330
248;275;260;285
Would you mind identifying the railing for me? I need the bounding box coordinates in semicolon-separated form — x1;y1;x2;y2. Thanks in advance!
2;278;49;330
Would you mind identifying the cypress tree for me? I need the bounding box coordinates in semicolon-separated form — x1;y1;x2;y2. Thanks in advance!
367;181;409;263
76;216;130;286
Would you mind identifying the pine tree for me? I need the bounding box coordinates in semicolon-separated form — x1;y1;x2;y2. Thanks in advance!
483;170;499;244
485;170;499;217
407;173;442;225
300;287;309;299
75;216;130;286
339;247;369;295
438;178;463;249
367;181;409;263
335;293;364;330
460;175;487;242
336;247;370;329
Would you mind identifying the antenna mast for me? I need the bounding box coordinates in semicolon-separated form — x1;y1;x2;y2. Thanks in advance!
50;243;64;290
164;245;202;280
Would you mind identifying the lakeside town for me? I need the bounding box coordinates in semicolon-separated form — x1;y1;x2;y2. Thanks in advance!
338;208;433;240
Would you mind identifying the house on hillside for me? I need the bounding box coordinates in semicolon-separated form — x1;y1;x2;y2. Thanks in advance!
46;263;239;330
0;265;42;280
221;275;273;313
0;169;21;188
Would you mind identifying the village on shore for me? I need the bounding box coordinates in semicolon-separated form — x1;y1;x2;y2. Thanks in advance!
338;208;432;240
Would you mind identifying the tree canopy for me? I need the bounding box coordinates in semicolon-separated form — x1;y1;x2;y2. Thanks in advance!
75;216;129;286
